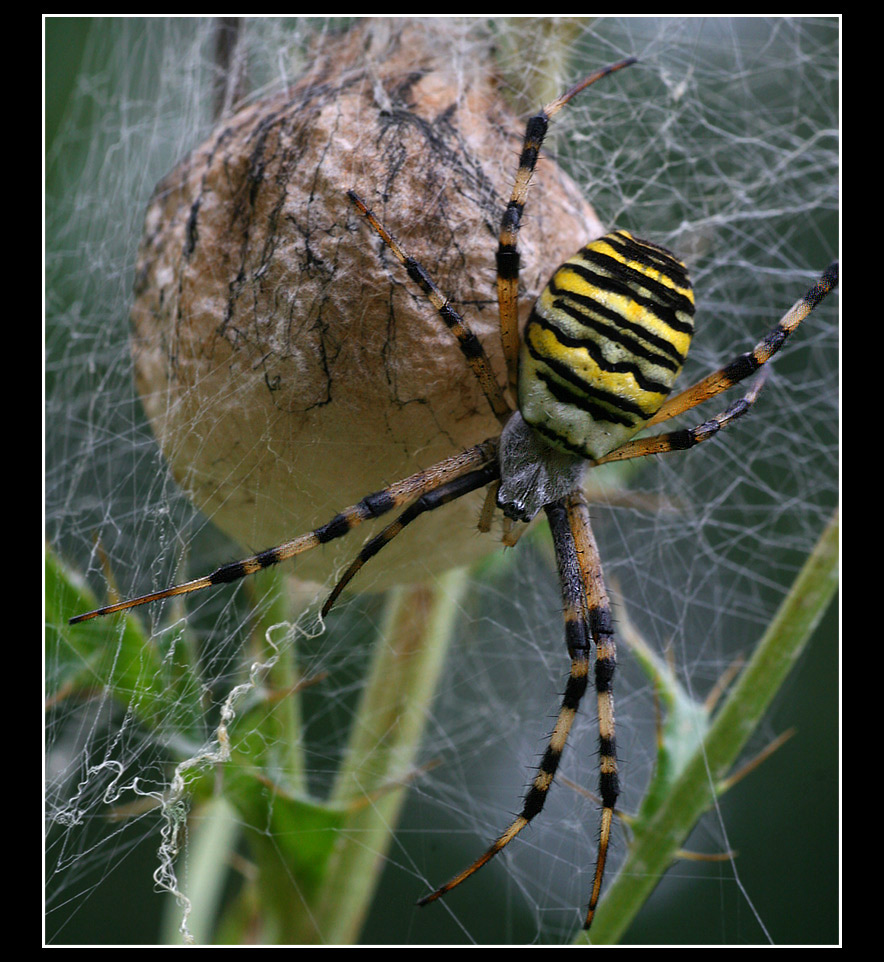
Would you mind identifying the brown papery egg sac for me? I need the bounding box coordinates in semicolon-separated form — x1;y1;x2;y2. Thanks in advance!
131;21;603;593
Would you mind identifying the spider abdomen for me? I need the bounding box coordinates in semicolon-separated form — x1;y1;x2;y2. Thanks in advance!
518;230;695;460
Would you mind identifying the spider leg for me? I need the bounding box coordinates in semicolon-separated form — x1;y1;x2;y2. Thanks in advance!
321;461;500;617
417;491;605;918
496;57;637;393
69;439;498;624
477;481;499;534
645;261;838;429
347;189;511;424
565;490;618;931
591;368;768;466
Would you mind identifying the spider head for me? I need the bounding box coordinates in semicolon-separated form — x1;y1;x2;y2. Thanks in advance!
496;411;587;522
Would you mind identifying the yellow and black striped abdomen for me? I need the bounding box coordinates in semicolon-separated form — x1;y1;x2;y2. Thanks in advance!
518;230;695;460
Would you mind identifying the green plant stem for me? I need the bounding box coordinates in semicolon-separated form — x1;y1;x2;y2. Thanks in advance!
311;568;469;944
579;509;839;945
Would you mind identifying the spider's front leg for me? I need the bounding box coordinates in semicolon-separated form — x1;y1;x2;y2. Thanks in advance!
494;57;637;393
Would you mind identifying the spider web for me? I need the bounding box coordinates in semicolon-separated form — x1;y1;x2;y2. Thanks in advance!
45;17;839;946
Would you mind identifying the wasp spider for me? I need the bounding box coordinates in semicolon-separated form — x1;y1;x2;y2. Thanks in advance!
70;58;838;932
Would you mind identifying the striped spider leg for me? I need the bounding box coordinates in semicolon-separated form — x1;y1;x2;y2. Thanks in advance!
413;488;617;931
68;439;499;624
495;57;638;394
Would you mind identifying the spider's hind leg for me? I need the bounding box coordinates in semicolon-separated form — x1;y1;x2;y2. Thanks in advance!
417;489;614;931
564;490;618;931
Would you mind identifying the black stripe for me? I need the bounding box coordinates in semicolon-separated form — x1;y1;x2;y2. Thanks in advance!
321;463;500;616
316;512;354;543
598;735;616;759
582;234;690;293
451;324;485;358
722;352;760;386
594;655;616;693
566;257;695;340
538;745;564;780
520;115;549;166
404;256;434;294
564;616;592;654
589;605;614;639
496;247;520;280
527;328;655;419
761;325;788;358
670;397;751;451
208;543;291;585
807;262;838;307
666;427;696;451
210;559;251;584
598;769;620;808
362;489;396;518
255;547;282;569
500;202;523;235
521;783;549;820
578;235;693;302
562;665;590;708
552;290;684;373
571;243;693;315
342;464;500;568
